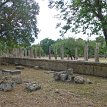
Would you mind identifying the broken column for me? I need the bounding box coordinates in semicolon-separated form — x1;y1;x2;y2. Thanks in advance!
60;45;64;60
84;42;88;61
54;47;57;60
49;46;51;60
75;47;78;60
95;43;99;62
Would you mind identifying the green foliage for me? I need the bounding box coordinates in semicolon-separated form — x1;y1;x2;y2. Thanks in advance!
40;38;55;55
0;0;39;47
51;37;84;57
49;0;107;42
32;44;44;57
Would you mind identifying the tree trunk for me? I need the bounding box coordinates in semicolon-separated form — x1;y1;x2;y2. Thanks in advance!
103;28;107;47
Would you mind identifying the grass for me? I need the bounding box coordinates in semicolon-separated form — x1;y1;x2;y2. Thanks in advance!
0;65;107;107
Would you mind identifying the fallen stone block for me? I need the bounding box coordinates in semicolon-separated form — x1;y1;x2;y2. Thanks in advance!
16;66;24;70
25;82;41;92
53;72;61;81
12;77;22;84
34;66;40;70
0;77;16;91
85;78;93;84
2;69;11;75
60;73;68;81
10;70;21;75
67;75;75;82
74;76;85;84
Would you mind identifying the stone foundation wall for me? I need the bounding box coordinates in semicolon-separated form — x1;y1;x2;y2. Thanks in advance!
2;57;107;78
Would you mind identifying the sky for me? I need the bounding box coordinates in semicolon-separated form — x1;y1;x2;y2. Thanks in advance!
34;0;99;44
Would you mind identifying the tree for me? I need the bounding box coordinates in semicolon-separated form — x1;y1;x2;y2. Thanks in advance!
0;0;39;47
96;36;106;55
49;0;107;44
40;38;55;55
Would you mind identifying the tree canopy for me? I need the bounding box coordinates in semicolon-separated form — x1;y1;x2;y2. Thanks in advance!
0;0;39;47
49;0;107;44
40;38;55;55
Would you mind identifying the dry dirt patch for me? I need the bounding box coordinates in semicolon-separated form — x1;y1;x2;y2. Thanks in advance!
0;65;107;107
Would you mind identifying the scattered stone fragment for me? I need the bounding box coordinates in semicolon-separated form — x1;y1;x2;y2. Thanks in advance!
0;77;16;91
60;73;68;81
25;82;41;92
16;66;24;70
85;78;93;84
67;75;75;82
44;71;55;74
74;76;85;84
12;77;22;84
53;72;61;81
34;66;40;70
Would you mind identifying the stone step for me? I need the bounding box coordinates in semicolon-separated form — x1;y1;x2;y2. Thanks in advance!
2;69;21;75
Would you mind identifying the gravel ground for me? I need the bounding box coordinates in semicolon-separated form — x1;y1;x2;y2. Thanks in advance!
0;65;107;107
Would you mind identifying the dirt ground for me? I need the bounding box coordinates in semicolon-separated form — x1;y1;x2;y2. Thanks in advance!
0;65;107;107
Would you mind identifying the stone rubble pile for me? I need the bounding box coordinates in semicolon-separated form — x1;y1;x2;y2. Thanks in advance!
0;76;16;91
25;81;41;92
0;67;41;92
0;69;22;91
53;68;92;84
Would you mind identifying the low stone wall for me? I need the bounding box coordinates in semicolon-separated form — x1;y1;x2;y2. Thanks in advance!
2;57;107;78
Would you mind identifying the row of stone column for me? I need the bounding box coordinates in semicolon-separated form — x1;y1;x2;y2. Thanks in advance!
49;42;99;62
84;42;99;62
0;42;100;62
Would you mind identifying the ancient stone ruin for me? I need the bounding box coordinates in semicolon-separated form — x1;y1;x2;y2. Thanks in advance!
53;68;92;84
0;69;22;91
24;81;41;92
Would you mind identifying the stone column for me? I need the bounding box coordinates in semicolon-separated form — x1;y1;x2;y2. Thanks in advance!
60;45;64;60
30;48;34;58
12;48;16;57
67;54;70;60
95;43;99;62
38;46;41;58
54;47;57;60
84;42;88;61
19;48;23;58
34;49;37;58
49;46;51;60
24;49;27;58
75;47;78;60
15;48;18;58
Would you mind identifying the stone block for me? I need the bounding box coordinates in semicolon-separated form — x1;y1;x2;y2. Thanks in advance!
53;72;61;81
0;77;16;91
60;73;68;81
74;76;85;84
34;66;40;70
12;77;22;84
16;66;24;70
2;69;11;75
25;82;41;92
10;70;21;75
67;68;73;75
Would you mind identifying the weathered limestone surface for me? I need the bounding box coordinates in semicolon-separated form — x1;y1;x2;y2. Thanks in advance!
25;82;41;92
16;66;24;70
0;77;16;91
53;68;92;84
